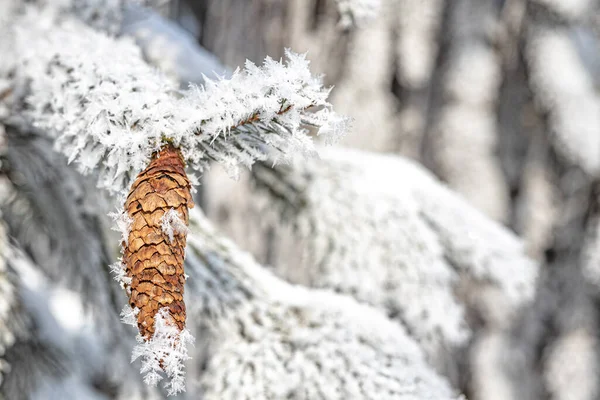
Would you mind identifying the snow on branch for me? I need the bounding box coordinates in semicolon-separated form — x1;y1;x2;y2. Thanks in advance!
0;122;160;397
217;147;539;371
0;180;66;399
181;209;460;400
0;121;118;308
11;6;348;197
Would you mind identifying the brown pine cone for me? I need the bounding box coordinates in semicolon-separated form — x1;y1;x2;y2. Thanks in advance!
123;144;194;340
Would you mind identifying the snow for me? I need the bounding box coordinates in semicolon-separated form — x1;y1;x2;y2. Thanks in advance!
216;147;538;370
12;6;348;198
184;209;460;400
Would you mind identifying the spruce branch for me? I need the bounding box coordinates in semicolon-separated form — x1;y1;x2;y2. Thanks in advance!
230;147;539;374
0;121;118;311
180;208;460;400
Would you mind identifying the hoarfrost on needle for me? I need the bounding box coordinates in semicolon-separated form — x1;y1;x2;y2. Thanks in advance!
13;7;348;198
131;308;194;396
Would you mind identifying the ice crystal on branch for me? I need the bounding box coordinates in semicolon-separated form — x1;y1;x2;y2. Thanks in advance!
109;208;133;246
131;308;194;396
109;259;131;287
8;4;347;396
13;8;347;198
120;304;140;327
161;208;189;243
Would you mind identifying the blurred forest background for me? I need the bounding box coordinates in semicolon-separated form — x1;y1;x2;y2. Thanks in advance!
180;0;600;399
2;0;600;399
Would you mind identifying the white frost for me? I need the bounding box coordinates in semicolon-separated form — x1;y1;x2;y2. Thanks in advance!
131;308;195;396
161;208;188;243
209;147;538;371
11;6;348;197
120;304;139;327
109;208;133;246
184;209;459;400
109;259;131;287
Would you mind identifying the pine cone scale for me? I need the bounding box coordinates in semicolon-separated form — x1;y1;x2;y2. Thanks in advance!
123;145;192;339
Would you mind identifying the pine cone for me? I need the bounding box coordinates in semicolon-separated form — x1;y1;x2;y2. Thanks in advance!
123;145;194;339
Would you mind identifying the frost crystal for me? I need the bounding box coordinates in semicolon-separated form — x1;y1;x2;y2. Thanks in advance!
109;259;131;287
109;208;133;246
131;308;194;396
161;208;188;243
12;7;348;197
120;304;139;327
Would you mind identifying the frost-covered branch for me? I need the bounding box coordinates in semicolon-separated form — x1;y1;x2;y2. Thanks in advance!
4;240;161;400
0;215;63;399
180;208;460;400
4;2;348;394
207;147;538;378
0;121;119;311
9;5;347;197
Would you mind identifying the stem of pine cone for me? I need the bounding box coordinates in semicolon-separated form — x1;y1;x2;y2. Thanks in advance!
122;144;194;340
